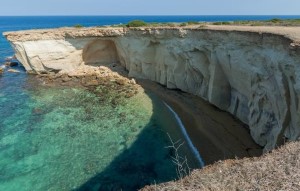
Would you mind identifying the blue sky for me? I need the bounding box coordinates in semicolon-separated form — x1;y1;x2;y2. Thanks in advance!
0;0;299;16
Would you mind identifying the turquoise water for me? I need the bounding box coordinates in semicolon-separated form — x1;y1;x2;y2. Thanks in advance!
0;16;205;191
0;70;200;190
1;15;290;190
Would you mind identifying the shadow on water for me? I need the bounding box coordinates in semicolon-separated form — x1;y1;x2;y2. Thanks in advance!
74;89;201;191
0;48;201;190
70;39;202;190
0;66;200;190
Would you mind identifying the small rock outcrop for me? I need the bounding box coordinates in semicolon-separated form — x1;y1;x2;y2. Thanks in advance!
4;26;300;152
7;69;20;73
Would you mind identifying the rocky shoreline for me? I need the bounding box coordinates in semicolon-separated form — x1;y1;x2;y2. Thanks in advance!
34;65;140;103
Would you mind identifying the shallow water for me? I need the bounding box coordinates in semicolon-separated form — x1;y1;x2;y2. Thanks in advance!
0;68;201;190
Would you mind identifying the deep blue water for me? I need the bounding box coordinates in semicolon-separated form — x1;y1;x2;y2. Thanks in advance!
0;15;299;190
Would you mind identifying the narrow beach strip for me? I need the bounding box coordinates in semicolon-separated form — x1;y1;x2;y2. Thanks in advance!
164;102;205;167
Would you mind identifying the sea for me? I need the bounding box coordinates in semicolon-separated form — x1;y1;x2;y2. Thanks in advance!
0;15;300;191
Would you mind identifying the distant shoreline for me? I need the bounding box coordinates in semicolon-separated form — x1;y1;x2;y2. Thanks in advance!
0;15;300;22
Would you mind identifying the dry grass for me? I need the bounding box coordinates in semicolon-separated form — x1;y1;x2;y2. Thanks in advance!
109;19;300;29
142;141;300;191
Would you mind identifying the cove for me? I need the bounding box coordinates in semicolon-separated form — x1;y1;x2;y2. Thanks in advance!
6;26;300;153
0;68;201;191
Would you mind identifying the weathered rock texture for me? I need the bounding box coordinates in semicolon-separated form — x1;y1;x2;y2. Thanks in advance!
4;26;300;152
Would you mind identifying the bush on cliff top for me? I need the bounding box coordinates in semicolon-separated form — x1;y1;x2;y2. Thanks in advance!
74;24;83;28
212;21;231;25
126;20;148;27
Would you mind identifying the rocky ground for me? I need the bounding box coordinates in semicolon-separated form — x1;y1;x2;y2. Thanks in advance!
34;65;140;104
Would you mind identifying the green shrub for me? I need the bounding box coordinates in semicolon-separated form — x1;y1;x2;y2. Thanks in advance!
233;20;251;25
74;24;83;28
221;21;230;25
126;20;148;27
212;21;231;25
180;22;188;27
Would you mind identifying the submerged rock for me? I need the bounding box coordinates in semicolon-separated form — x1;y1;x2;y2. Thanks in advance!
30;66;141;108
32;108;43;115
7;69;20;73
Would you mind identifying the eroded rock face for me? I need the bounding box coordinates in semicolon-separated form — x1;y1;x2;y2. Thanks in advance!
4;26;300;152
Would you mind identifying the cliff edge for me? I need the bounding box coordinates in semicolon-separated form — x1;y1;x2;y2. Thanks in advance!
4;25;300;152
142;140;300;191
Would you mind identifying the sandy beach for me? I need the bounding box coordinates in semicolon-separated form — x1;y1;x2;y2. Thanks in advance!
138;79;262;164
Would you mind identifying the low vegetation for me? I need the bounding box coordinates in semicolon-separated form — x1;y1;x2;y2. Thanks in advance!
142;141;300;191
73;24;83;28
126;20;148;27
212;21;231;25
124;19;292;28
119;18;300;28
110;20;204;28
216;18;300;26
75;18;300;29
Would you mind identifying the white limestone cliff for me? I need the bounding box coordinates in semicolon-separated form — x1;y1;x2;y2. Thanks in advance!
4;26;300;152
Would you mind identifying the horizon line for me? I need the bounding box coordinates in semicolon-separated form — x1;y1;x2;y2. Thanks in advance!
0;14;300;17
